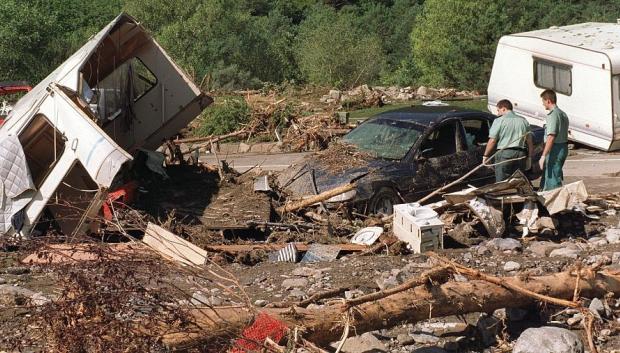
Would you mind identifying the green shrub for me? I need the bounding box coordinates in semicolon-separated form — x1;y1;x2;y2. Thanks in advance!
195;97;251;137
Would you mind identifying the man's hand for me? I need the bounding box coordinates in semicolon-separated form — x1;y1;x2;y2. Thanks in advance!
482;156;489;165
538;156;545;171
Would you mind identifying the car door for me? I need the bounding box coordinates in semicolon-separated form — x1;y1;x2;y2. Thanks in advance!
459;116;495;184
412;119;465;197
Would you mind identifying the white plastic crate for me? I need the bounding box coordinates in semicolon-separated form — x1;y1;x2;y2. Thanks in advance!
393;203;444;253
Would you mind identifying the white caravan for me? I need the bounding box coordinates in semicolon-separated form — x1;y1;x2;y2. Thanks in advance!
487;22;620;151
0;13;212;238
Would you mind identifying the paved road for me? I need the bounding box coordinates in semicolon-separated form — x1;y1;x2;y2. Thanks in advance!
201;148;620;193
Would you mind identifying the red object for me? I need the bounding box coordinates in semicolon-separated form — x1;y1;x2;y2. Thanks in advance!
0;81;31;96
230;313;288;353
102;181;139;220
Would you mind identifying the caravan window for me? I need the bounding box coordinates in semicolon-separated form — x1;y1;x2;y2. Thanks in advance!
533;59;572;95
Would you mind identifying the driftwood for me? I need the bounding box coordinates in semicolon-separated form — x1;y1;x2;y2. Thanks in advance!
277;183;356;214
174;130;247;145
161;264;620;350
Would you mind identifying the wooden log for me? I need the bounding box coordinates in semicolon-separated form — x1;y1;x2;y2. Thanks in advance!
161;267;620;349
277;183;356;214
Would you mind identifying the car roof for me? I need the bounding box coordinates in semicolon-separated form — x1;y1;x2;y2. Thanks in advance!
371;105;492;126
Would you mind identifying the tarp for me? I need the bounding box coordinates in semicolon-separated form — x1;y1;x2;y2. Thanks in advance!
538;181;588;215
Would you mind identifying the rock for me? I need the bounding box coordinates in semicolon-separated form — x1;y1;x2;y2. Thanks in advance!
589;298;609;319
289;289;307;299
375;273;399;290
494;308;527;322
503;261;521;272
513;326;583;353
416;86;429;96
476;246;491;256
291;267;321;277
486;238;522;252
476;314;501;346
462;253;473;263
329;332;387;353
588;236;608;247
344;289;364;300
396;333;412;344
605;228;620;244
329;89;341;100
585;254;611;266
566;313;583;326
0;277;5;285
411;348;448;353
282;278;309;289
549;248;582;259
5;266;30;275
612;252;620;264
528;241;563;257
254;299;268;307
414;322;471;337
410;333;440;344
30;292;50;306
0;284;46;306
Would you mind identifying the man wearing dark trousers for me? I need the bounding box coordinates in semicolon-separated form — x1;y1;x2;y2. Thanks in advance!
538;89;569;191
483;99;534;182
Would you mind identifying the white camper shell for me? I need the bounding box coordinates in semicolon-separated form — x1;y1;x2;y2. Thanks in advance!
488;22;620;151
0;14;212;238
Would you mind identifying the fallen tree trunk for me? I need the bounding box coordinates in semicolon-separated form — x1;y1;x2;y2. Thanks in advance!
161;267;620;350
277;183;356;214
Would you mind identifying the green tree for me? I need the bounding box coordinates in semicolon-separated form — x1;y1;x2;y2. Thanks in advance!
295;5;386;87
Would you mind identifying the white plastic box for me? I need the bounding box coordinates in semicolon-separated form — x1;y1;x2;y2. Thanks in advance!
393;203;444;253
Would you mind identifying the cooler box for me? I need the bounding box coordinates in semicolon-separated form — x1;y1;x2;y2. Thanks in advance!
393;203;444;253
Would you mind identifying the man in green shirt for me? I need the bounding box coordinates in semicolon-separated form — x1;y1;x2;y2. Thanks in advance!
483;99;534;182
538;89;569;191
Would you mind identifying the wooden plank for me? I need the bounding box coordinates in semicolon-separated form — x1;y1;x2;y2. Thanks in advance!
143;223;208;266
204;243;368;253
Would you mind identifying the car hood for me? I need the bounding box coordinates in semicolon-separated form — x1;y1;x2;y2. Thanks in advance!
277;152;393;199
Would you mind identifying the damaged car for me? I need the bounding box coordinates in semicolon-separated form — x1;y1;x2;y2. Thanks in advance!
279;105;545;215
0;14;212;238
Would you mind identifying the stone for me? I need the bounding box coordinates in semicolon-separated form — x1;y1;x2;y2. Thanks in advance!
410;333;440;344
254;299;268;307
486;238;522;252
589;298;609;319
416;86;429;96
549;248;582;259
612;252;620;264
605;228;620;244
494;308;528;322
476;246;491;256
513;326;583;353
291;267;321;277
476;314;501;346
462;253;473;263
528;241;563;257
414;322;471;337
585;254;611;266
411;348;448;353
396;333;412;344
282;278;309;289
0;284;45;306
503;261;521;272
344;289;364;300
0;277;5;285
289;289;307;299
5;266;30;275
567;313;583;326
329;332;387;353
328;90;341;100
31;292;50;306
588;236;608;247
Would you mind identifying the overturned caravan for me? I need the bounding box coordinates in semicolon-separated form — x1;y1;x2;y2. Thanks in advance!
0;14;212;238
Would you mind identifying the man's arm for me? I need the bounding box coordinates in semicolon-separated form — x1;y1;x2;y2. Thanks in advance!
483;138;497;165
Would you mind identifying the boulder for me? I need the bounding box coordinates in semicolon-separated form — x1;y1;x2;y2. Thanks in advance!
329;332;387;353
282;278;309;289
605;228;620;244
503;261;521;272
513;326;583;353
549;248;582;259
486;238;522;252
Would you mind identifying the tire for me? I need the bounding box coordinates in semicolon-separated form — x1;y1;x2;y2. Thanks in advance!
368;187;400;216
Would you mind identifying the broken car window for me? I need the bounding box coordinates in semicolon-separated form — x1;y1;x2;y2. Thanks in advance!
19;114;65;188
419;121;457;158
343;118;424;160
461;118;490;149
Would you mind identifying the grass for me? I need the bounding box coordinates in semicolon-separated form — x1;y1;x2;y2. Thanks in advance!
347;98;489;122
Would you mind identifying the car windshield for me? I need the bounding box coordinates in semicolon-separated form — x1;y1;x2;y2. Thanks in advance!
342;118;425;159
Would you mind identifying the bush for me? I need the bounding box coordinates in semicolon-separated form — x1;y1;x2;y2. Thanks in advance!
195;97;251;137
295;6;386;88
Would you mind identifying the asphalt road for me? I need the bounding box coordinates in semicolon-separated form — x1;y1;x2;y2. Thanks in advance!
201;148;620;194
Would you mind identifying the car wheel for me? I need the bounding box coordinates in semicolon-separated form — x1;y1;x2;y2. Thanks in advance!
368;187;399;215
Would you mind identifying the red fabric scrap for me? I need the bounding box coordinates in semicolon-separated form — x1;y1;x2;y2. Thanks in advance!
230;312;288;352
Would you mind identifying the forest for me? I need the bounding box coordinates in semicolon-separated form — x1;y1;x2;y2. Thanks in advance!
2;0;620;91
